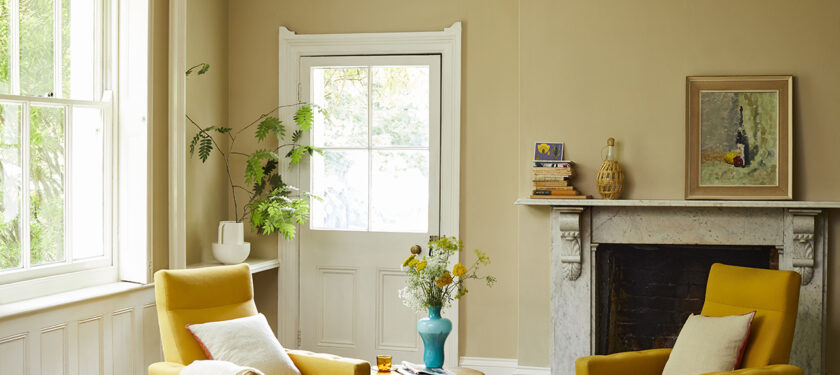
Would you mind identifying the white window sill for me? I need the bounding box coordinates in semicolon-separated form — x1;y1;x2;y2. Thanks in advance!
0;281;153;321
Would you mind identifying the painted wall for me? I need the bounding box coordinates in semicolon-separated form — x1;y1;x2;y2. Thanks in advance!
226;0;521;360
517;0;840;370
185;0;231;264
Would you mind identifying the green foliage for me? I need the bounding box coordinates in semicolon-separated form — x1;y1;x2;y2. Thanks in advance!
187;63;319;240
186;63;210;76
293;105;314;131
255;117;284;141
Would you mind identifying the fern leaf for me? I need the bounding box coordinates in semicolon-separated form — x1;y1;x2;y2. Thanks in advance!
189;133;201;155
294;105;314;131
291;129;303;143
198;134;213;162
214;127;232;134
245;149;278;184
256;117;285;141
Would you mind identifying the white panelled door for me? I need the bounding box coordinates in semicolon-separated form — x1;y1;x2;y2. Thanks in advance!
298;55;442;365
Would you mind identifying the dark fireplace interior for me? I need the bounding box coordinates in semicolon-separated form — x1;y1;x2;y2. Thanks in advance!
595;244;778;355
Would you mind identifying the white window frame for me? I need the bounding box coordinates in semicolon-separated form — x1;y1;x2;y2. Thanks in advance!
276;23;461;367
0;0;153;304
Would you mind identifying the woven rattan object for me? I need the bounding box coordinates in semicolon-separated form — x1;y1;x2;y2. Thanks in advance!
596;138;624;200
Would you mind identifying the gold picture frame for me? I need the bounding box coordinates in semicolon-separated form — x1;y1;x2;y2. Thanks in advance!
685;76;793;200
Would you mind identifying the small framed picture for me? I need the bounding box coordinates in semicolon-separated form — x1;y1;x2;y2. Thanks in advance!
534;142;564;162
685;75;792;200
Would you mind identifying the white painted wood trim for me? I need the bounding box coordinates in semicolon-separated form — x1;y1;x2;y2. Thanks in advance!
167;0;187;269
277;23;462;366
459;357;550;375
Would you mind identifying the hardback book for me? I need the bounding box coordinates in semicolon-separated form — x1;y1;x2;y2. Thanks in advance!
532;189;579;196
533;161;573;168
533;175;570;182
529;194;590;199
532;167;573;175
533;181;571;188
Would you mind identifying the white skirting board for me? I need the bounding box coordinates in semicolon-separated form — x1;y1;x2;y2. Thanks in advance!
459;357;550;375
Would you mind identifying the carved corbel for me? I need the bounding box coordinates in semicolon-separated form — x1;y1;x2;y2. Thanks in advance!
551;207;584;281
790;209;820;286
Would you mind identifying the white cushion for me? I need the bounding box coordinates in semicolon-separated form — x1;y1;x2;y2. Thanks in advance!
187;314;300;375
662;312;755;375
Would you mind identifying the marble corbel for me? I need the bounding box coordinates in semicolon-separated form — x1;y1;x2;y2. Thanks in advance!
790;209;820;285
551;207;584;281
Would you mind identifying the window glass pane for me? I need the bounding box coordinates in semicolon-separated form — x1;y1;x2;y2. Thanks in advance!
0;103;21;269
70;106;101;259
30;105;64;266
0;0;11;94
371;66;429;147
63;0;95;100
310;150;367;231
20;0;55;97
312;67;368;147
370;150;428;233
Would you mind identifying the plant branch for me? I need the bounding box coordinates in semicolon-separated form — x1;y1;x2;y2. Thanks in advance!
187;114;243;221
232;102;308;141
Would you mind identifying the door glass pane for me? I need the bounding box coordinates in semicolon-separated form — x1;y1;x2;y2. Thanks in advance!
312;67;368;147
30;105;64;266
20;0;55;97
63;0;96;100
371;66;429;147
310;150;368;231
0;104;21;269
370;150;428;233
0;0;11;94
70;106;102;259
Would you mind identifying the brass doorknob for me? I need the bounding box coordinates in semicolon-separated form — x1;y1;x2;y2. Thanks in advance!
410;245;422;255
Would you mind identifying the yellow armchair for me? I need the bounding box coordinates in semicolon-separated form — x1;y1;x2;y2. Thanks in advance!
149;264;370;375
575;263;802;375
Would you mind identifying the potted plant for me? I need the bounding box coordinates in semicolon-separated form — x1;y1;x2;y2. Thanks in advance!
399;236;495;369
187;63;318;264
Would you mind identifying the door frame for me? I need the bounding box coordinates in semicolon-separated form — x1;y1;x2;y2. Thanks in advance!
277;23;462;366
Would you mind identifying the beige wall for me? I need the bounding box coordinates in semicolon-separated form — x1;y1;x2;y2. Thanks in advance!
185;0;231;264
158;0;840;371
517;0;840;370
152;0;170;272
227;0;521;360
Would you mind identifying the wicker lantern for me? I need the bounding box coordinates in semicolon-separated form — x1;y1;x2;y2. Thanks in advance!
596;137;624;200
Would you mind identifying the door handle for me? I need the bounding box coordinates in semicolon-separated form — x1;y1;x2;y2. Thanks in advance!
410;245;422;255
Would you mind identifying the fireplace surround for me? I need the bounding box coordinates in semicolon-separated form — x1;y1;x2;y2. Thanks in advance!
515;199;840;375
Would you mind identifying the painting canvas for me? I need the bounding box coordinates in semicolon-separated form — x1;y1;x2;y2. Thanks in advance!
686;76;792;200
534;142;564;161
699;91;778;186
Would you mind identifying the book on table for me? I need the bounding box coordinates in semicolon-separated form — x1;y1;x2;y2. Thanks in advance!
395;362;456;375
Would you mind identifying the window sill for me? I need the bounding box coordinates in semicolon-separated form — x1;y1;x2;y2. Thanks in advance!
0;281;153;321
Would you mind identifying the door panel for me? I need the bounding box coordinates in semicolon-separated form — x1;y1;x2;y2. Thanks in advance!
299;55;441;365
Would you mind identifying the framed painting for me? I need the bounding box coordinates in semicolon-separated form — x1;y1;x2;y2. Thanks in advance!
685;76;792;200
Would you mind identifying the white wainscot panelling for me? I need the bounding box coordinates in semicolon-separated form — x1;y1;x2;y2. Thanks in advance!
0;285;158;375
376;269;418;351
318;267;357;347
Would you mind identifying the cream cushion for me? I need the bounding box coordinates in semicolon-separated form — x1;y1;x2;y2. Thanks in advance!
662;312;755;375
186;314;300;375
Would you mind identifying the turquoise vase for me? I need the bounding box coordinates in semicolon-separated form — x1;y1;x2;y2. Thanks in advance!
417;305;451;369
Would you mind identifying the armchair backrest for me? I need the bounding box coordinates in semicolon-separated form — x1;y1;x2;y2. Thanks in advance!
701;263;801;368
154;264;258;365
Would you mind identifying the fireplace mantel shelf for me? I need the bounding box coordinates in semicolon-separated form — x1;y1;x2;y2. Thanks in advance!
515;198;840;209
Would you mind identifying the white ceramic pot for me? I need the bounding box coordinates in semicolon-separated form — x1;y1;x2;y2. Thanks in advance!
212;221;250;264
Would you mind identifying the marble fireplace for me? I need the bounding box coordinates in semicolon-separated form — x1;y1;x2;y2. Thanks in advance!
516;199;840;375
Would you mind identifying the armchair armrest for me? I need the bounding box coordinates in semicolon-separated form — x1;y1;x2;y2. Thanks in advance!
149;362;186;375
286;349;370;375
703;365;803;375
575;348;672;375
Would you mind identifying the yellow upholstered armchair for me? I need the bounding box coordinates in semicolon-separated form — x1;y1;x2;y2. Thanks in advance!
575;263;802;375
148;264;370;375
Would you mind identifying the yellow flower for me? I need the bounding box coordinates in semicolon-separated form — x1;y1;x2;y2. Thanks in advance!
416;260;427;271
452;263;467;277
436;272;453;287
408;259;419;268
402;254;416;267
537;143;550;154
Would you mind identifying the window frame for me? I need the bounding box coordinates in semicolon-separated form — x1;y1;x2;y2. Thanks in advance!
0;0;152;303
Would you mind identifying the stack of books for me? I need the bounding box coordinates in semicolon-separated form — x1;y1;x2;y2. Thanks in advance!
531;161;589;199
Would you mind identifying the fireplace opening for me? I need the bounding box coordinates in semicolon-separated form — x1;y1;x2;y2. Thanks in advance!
595;244;778;355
